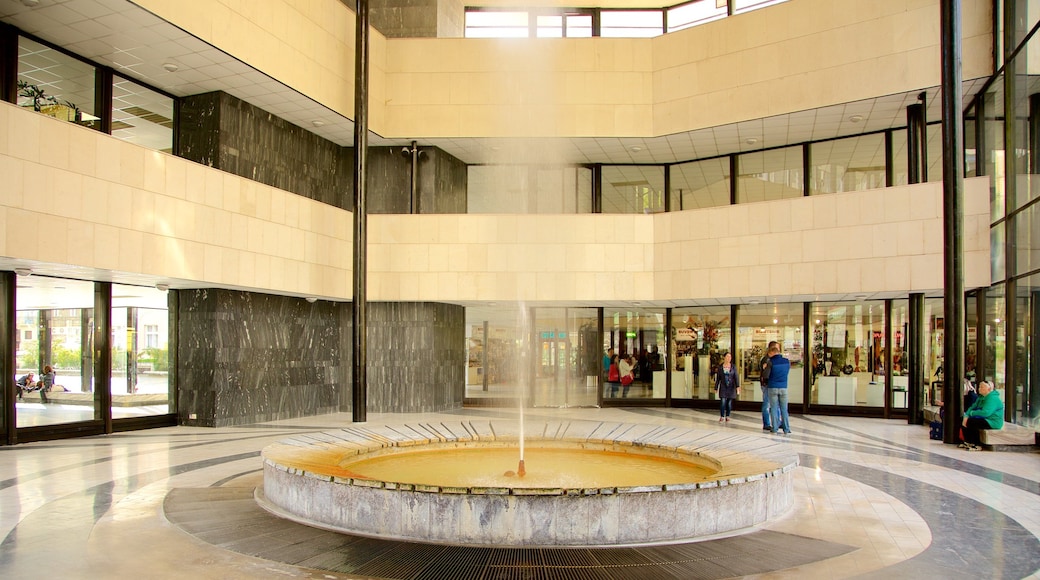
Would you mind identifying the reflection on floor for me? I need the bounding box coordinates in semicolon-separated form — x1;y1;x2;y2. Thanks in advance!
0;407;1038;579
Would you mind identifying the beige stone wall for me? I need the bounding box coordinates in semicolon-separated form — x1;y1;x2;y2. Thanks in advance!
0;102;990;303
129;0;992;139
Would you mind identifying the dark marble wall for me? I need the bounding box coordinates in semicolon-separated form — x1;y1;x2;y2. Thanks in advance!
176;91;467;215
177;289;348;427
176;290;464;426
367;302;465;413
178;91;352;210
422;147;467;214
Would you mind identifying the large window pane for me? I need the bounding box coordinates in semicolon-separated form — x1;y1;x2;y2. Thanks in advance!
600;11;664;37
993;222;1007;283
1015;200;1040;275
465;11;530;37
604;308;666;400
737;146;803;203
18;37;98;128
965;104;978;178
1011;34;1040;211
112;75;174;153
531;307;599;407
671;307;731;400
671;157;731;210
465;306;525;399
924;298;945;406
15;277;96;428
738;304;803;404
602;166;665;214
810;133;886;194
667;0;727;32
731;0;789;14
810;301;886;408
985;75;1007;223
468;165;592;213
985;284;1007;396
1016;272;1040;425
111;285;170;419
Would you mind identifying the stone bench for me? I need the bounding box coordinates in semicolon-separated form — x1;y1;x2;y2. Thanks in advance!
980;423;1039;451
18;389;168;407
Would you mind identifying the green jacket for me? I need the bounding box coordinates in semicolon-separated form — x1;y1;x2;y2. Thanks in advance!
964;390;1004;429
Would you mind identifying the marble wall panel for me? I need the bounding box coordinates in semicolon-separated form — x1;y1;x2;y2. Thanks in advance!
177;289;462;425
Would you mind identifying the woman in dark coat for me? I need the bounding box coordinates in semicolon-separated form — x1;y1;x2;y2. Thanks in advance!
714;352;740;422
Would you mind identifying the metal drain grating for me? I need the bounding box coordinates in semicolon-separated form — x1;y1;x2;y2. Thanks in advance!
165;487;857;580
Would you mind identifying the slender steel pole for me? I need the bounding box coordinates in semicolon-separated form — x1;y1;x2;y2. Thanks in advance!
352;0;370;423
940;0;965;444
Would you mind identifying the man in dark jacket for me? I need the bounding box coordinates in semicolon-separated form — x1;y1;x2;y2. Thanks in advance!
766;343;791;434
759;341;778;430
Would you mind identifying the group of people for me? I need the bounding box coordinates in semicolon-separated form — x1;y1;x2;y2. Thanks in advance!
603;348;637;398
16;365;56;403
712;341;791;433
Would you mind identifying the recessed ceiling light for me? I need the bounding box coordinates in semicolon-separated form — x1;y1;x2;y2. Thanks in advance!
630;146;643;152
21;0;40;7
162;63;179;72
311;120;325;127
849;114;864;123
745;137;758;145
14;268;32;277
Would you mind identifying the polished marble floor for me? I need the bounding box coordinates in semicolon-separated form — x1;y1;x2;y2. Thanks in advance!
1;407;1038;579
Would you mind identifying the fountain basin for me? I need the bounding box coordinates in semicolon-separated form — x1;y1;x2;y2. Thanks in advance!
259;420;798;547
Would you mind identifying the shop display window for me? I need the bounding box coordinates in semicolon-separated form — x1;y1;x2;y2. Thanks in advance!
810;301;885;408
671;307;731;400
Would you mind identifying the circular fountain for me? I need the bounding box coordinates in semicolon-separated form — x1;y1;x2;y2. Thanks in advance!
259;420;797;547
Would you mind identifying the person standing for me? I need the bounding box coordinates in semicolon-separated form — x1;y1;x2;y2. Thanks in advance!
606;353;621;398
714;352;740;422
40;365;55;404
759;341;778;431
619;354;636;398
960;381;1003;450
765;344;791;434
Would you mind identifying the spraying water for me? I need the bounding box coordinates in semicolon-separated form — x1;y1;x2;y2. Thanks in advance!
517;304;528;476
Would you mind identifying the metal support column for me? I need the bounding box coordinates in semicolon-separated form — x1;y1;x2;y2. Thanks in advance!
907;99;927;184
94;282;112;431
1;271;15;445
352;0;371;423
940;0;966;445
908;293;925;425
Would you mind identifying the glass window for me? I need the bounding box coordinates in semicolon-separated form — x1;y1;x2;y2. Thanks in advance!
531;307;600;407
111;285;170;419
1015;200;1040;275
731;0;789;14
993;222;1006;283
464;306;525;400
984;74;1007;223
536;14;562;37
985;284;1007;396
965;104;978;178
924;298;945;406
604;308;666;400
465;11;530;38
810;133;886;194
671;157;731;209
602;166;666;214
671;307;731;401
738;304;803;405
468;165;592;213
15;277;96;429
600;10;664;38
1014;271;1039;425
1011;46;1040;211
667;0;727;32
890;129;910;187
890;300;910;409
565;13;593;37
112;75;174;153
737;146;804;203
925;123;943;183
810;301;886;408
17;37;98;128
1009;0;1040;51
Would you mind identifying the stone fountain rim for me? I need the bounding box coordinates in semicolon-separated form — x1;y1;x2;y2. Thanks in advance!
261;421;799;497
